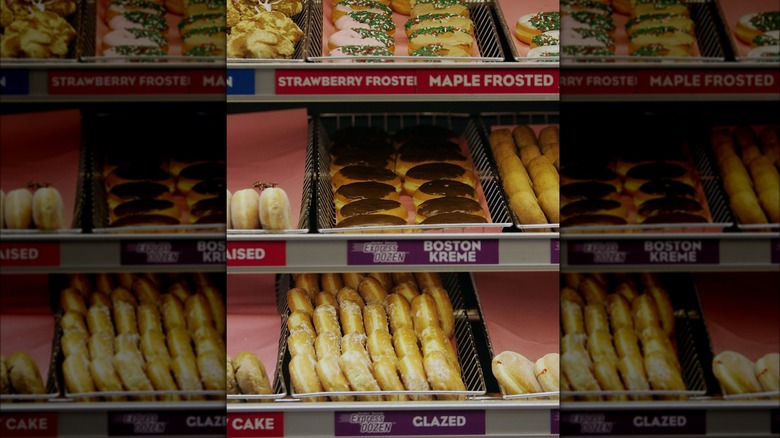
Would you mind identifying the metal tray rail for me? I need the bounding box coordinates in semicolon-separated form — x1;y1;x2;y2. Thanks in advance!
316;112;512;233
275;273;487;400
307;0;504;62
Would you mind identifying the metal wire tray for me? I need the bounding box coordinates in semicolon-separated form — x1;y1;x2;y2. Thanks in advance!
561;274;710;400
307;0;504;62
560;0;727;64
227;118;315;235
316;112;513;233
276;272;487;400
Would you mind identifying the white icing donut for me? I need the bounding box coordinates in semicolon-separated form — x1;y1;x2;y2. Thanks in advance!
562;28;610;47
527;45;559;58
739;13;759;30
109;15;145;30
517;13;535;29
747;45;780;58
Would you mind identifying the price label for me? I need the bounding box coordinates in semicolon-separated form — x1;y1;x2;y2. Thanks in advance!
120;240;225;265
551;239;560;264
551;409;560;435
771;239;779;265
567;240;719;265
335;411;485;436
0;242;60;267
226;241;286;267
227;413;283;438
416;69;558;94
48;70;225;95
560;410;706;435
0;69;30;95
0;413;58;437
276;69;417;95
347;239;498;265
227;69;256;95
108;411;225;436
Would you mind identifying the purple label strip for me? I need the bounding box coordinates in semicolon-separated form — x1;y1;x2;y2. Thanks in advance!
335;411;485;436
551;239;560;264
121;240;225;265
567;240;719;265
560;410;706;435
108;411;225;436
347;240;498;266
771;239;779;265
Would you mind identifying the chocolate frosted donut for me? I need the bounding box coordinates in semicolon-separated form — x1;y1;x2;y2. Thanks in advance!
626;162;688;180
637;179;696;200
403;163;475;195
561;214;628;227
190;197;225;219
110;214;181;227
414;179;476;206
332;165;402;191
336;214;408;228
334;182;400;207
415;197;484;223
331;151;391;170
561;198;624;219
190;179;226;197
338;199;407;222
560;181;618;201
637;197;703;220
421;212;488;225
113;199;178;218
641;213;708;224
109;181;171;200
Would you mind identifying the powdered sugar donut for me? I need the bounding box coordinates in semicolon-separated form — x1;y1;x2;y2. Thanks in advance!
334;11;396;36
328;28;395;52
332;0;393;24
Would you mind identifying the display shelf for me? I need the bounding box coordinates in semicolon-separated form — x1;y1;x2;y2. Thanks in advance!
560;233;779;272
0;401;225;437
560;65;780;102
226;400;560;437
225;233;559;273
0;233;225;273
559;400;779;437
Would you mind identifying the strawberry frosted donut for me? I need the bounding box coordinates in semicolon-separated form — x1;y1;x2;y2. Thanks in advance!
735;11;780;45
328;28;395;53
102;28;168;53
329;45;393;62
335;11;397;36
332;0;393;24
108;11;169;33
516;11;560;45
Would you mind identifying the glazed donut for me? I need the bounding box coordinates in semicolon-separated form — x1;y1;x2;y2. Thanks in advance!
294;274;320;299
588;329;619;364
68;274;92;295
185;294;214;335
193;326;225;357
372;356;407;401
110;287;137;307
115;333;144;369
141;329;172;365
168;282;193;303
339;300;366;335
561;300;585;335
6;352;46;395
113;300;139;335
340;350;383;401
492;351;543;395
411;294;440;337
88;291;112;309
755;352;779;392
367;329;398;365
403;163;476;196
390;0;410;15
358;277;389;306
392;281;420;303
391;272;417;287
561;333;591;368
287;288;314;316
145;358;180;401
114;350;156;401
258;185;293;231
639;326;680;372
615;281;640;302
385;293;414;334
424;286;455;339
644;351;687;399
160;294;187;333
618;354;652;400
420;325;459;372
320;273;344;294
341;333;371;366
61;311;89;336
229;188;260;229
89;356;126;400
415;272;444;289
594;357;627;401
337;287;366;309
233;352;273;395
631;294;662;335
393;326;423;361
315;332;342;360
584;304;609;335
398;354;433;400
534;353;560;393
62;332;89;358
288;327;317;358
560;287;585;308
562;351;602;399
516;11;560;44
290;353;327;401
132;277;160;305
424;350;466;400
606;293;633;332
114;273;133;290
314;292;339;308
89;332;114;360
341;273;365;290
613;327;642;359
363;304;389;334
198;352;226;391
171;354;205;400
226;355;239;395
63;354;97;399
316;356;355;401
61;288;88;316
167;327;196;360
288;310;317;338
367;272;393;290
578;277;608;305
200;287;225;336
95;275;117;296
136;304;162;335
646;286;675;337
313;305;342;337
87;304;115;336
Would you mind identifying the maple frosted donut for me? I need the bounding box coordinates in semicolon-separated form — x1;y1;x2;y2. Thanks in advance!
334;0;393;23
516;12;560;45
334;11;397;36
407;26;474;52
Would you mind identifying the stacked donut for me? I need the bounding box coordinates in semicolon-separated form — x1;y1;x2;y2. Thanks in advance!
0;352;47;397
59;272;225;401
625;0;694;57
178;0;227;56
102;0;171;57
560;273;685;401
285;272;466;401
560;4;615;58
492;351;559;398
226;351;274;399
488;125;559;229
329;0;396;60
712;351;779;397
404;0;474;58
1;185;66;231
711;126;780;225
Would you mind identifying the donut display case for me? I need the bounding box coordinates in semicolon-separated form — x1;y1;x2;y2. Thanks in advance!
715;0;779;62
493;0;560;62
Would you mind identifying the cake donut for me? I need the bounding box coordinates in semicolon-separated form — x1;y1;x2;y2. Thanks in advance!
333;0;393;23
516;12;560;45
328;28;396;53
334;11;396;36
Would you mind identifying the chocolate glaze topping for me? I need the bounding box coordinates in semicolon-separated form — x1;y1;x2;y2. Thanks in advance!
110;164;170;181
638;196;703;216
560;181;618;200
406;163;467;180
191;197;225;218
333;152;390;168
641;213;708;224
627;162;687;180
336;182;398;201
417;179;475;198
336;214;407;227
110;214;180;227
337;165;398;182
114;199;176;217
417;196;483;217
421;212;487;224
340;199;404;218
110;181;170;199
638;179;696;198
561;198;623;217
561;214;627;227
